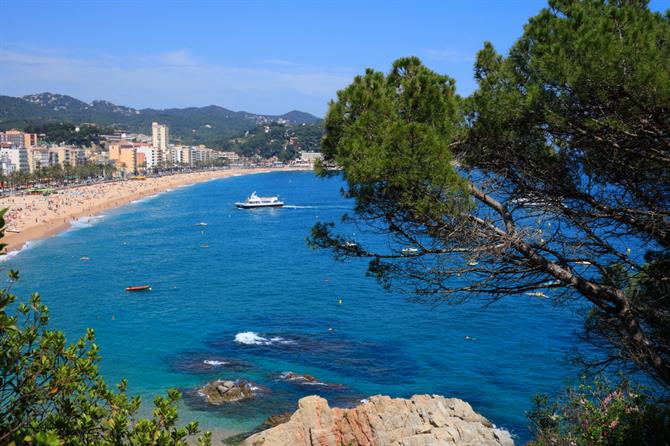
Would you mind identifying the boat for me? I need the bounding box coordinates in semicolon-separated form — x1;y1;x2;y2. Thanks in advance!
125;285;151;292
195;222;208;226
235;192;284;209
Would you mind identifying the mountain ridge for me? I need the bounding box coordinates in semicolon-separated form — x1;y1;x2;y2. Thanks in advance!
0;92;322;146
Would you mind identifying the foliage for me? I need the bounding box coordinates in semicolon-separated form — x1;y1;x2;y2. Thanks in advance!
1;163;116;190
23;123;114;148
527;378;670;446
312;0;670;389
226;122;323;161
0;209;211;445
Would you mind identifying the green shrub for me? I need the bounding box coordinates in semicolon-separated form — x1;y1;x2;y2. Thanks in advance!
527;378;670;446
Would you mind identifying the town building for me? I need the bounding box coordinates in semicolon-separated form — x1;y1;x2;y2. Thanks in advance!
152;122;169;151
136;145;162;168
217;151;240;162
27;147;53;172
299;151;323;166
0;143;30;174
108;141;139;174
0;129;39;148
49;146;85;168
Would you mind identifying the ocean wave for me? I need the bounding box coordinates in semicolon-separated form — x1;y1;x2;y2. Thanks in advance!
69;215;105;229
0;241;37;262
203;359;228;366
234;331;293;346
131;193;162;205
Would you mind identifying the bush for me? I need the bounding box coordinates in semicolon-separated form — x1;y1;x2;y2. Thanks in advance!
527;378;670;446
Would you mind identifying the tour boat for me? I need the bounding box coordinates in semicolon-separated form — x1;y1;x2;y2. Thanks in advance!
126;285;151;292
235;192;284;209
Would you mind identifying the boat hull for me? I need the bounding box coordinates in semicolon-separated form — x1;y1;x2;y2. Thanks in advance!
126;285;151;292
235;203;284;209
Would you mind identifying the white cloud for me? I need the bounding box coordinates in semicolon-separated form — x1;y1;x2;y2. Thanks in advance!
0;47;352;115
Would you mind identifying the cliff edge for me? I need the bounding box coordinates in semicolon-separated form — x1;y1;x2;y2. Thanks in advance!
242;394;515;446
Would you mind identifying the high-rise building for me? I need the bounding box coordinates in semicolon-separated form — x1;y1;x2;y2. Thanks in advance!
151;122;169;151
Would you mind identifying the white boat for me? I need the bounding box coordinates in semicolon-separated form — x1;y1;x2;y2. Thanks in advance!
235;192;284;209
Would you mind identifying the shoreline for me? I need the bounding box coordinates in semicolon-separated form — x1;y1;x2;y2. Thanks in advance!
1;167;309;254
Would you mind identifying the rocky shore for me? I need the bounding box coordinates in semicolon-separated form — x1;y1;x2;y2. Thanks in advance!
239;394;514;446
198;379;260;405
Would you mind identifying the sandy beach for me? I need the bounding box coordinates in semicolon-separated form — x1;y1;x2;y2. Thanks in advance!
0;167;306;253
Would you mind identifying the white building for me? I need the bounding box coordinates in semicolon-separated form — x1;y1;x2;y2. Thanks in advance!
299;151;322;165
191;146;214;165
136;145;162;168
152;122;169;151
217;151;240;162
28;147;53;172
0;146;29;174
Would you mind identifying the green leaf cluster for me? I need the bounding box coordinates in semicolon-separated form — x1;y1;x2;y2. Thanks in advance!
528;378;670;446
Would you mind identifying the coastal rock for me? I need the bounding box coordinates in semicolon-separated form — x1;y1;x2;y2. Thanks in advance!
281;371;319;382
242;394;514;446
197;379;257;405
277;371;345;388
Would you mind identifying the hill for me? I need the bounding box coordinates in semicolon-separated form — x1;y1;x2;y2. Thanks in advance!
0;93;322;147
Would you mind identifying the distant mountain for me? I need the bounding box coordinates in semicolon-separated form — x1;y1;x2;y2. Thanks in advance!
278;110;321;124
0;93;322;146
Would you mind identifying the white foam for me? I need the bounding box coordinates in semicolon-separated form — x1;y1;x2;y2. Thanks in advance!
203;359;228;366
234;331;292;345
131;193;161;205
69;215;105;229
0;240;37;262
234;331;270;345
283;205;316;209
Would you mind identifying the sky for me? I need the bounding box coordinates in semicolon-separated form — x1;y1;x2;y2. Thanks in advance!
1;0;667;116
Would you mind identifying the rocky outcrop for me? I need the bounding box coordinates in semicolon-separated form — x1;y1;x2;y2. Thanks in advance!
280;371;320;383
242;394;514;446
197;379;256;405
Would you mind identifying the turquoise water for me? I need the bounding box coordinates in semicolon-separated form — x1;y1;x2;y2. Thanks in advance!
4;171;587;444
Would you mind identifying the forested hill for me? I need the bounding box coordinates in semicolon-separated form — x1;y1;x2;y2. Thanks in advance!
0;93;322;146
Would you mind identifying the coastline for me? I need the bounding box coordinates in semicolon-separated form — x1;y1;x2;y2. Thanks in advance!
1;167;309;254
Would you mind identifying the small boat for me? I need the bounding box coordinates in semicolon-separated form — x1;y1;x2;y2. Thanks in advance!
401;247;418;254
126;285;151;292
195;222;208;227
200;244;209;248
235;192;284;209
80;256;90;261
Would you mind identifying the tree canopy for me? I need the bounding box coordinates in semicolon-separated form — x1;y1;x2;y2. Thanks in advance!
311;0;670;389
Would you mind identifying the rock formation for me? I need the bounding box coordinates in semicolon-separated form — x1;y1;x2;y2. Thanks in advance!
242;394;514;446
197;379;256;405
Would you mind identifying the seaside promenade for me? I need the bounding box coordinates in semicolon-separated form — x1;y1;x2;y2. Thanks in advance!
0;167;308;253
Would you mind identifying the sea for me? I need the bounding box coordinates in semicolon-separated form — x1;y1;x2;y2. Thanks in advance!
3;171;588;444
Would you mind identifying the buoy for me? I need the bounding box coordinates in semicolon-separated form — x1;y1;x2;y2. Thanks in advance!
338;298;343;305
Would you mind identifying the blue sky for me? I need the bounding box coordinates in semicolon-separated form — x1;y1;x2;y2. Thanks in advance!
1;0;667;116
